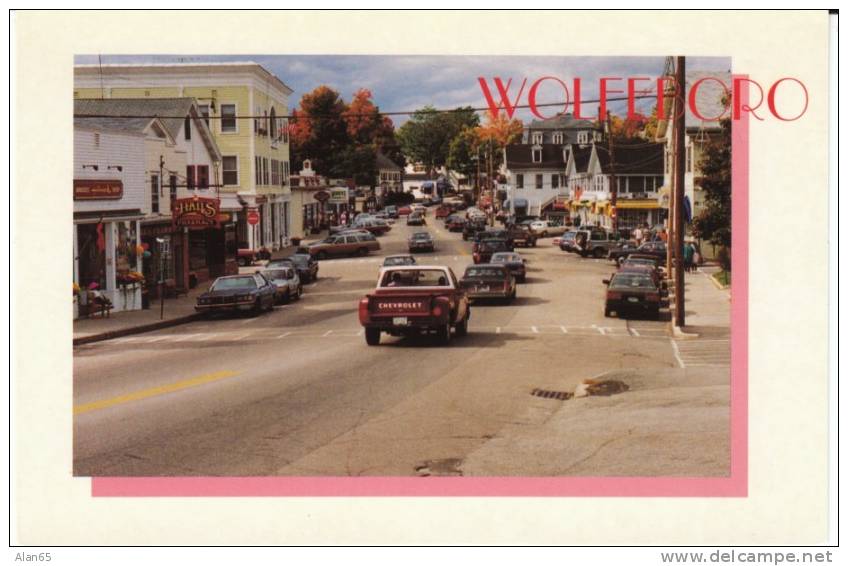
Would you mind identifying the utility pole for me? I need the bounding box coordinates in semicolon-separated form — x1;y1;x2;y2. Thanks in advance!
673;56;686;328
606;111;618;236
488;137;495;226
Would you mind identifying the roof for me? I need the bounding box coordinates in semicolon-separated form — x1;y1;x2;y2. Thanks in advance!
593;141;664;174
375;150;402;171
73;114;152;135
527;113;599;131
75;61;293;95
569;144;593;172
506;144;566;170
75;97;192;139
74;98;221;159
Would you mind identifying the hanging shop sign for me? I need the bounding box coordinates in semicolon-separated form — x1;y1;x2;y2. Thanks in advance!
172;196;221;229
313;190;330;203
73;179;123;200
329;187;349;204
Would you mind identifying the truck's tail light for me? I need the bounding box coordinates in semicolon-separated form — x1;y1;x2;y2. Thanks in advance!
607;291;622;300
432;305;443;317
358;298;370;322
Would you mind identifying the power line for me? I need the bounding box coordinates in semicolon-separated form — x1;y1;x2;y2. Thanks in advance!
73;94;659;122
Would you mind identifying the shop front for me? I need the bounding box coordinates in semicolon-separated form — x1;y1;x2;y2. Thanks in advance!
616;200;666;231
74;213;144;317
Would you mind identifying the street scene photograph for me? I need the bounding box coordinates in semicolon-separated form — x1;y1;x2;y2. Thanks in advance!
71;54;734;479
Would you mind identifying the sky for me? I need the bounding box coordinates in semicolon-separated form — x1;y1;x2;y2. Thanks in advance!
74;54;731;126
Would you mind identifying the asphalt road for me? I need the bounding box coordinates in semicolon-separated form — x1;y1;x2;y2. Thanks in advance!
74;215;691;477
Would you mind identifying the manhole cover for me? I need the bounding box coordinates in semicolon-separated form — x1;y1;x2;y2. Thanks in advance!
531;388;573;401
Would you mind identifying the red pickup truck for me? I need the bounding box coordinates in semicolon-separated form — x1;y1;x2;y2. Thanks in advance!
358;266;471;346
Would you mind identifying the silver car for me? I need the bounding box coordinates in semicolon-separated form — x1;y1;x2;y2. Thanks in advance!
260;266;302;304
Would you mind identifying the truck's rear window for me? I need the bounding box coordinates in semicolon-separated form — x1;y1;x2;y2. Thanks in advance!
379;269;450;288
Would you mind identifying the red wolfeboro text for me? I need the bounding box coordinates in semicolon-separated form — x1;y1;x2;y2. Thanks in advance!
477;76;809;122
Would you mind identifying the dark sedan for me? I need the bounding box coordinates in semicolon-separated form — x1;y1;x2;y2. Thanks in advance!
459;264;516;303
195;273;276;315
490;251;526;283
462;220;487;241
408;231;435;252
603;271;662;319
473;239;511;264
406;211;427;226
267;255;319;284
445;214;466;232
632;241;668;262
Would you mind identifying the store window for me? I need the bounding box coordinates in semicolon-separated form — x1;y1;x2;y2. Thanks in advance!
114;221;138;282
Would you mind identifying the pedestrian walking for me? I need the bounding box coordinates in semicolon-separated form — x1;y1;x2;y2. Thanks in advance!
633;225;644;246
683;242;695;272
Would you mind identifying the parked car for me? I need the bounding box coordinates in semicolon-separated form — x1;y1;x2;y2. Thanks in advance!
473;239;511;264
411;204;427;216
237;244;258;267
528;220;567;238
383;205;399;219
603;271;662;319
397;205;412;216
261;266;302;304
270;253;319;283
358;266;471;345
308;233;381;259
574;227;618;258
473;228;514;252
407;211;427;226
408;231;435;252
608;239;641;264
490;251;527;283
459;264;516;303
382;254;417;268
632;241;668;262
445;214;466;232
559;230;578;252
195;273;276;315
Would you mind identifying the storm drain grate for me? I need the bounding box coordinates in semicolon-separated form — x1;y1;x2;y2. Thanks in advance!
531;388;573;401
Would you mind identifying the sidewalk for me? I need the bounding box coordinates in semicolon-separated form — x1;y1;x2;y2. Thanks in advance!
73;235;333;345
73;286;207;345
462;265;733;477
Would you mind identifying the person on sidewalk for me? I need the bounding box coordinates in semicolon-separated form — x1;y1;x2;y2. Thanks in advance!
683;242;695;272
633;225;644;246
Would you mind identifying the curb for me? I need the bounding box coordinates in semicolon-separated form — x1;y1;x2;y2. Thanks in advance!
708;272;731;291
73;313;204;346
671;324;700;340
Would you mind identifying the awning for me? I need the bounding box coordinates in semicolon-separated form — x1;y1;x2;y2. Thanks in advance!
617;199;661;210
218;193;244;212
657;185;671;209
504;198;529;208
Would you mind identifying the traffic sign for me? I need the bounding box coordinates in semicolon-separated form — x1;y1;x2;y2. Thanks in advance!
247;210;260;225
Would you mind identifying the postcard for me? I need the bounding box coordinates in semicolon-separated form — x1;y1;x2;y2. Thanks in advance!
11;9;835;548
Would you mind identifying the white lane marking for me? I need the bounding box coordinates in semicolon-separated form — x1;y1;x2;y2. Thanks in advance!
670;339;686;368
174;333;202;342
144;336;171;343
592;324;606;335
240;317;258;325
531;326;539;334
628;327;641;337
560;325;568;334
277;332;291;338
322;330;333;337
496;326;501;334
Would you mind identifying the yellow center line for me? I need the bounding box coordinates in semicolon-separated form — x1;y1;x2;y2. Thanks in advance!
73;370;240;416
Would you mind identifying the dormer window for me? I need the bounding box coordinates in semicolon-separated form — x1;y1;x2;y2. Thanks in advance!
552;132;564;144
532;132;543;145
577;131;588;144
532;147;542;163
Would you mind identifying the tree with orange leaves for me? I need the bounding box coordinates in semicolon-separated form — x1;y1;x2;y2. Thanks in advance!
475;111;524;150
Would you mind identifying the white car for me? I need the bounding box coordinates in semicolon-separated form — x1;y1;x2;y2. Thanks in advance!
260;266;302;304
529;220;568;238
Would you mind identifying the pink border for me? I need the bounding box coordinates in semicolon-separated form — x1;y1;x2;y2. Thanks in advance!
91;76;750;499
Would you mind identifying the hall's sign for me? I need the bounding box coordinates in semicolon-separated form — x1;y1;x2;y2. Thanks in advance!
73;179;123;200
172;197;221;228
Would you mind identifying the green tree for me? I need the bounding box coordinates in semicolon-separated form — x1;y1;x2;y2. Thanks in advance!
692;116;731;269
447;127;480;185
397;106;479;176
